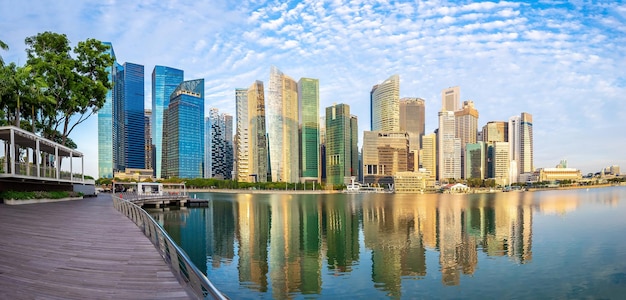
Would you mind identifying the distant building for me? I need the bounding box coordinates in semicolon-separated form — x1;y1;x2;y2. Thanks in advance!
455;100;479;178
370;75;400;131
438;111;461;181
508;112;534;182
162;79;204;178
465;142;485;179
482;121;508;143
298;77;320;183
152;66;184;178
325;103;357;186
235;88;249;182
248;81;269;182
394;171;428;193
537;168;582;182
399;97;425;152
267;66;299;182
206;109;233;179
421;133;437;182
144;109;153;171
441;86;460;112
118;62;145;170
362;131;412;186
98;42;117;178
492;141;510;186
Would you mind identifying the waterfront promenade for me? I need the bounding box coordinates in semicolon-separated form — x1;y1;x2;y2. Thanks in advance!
0;194;190;299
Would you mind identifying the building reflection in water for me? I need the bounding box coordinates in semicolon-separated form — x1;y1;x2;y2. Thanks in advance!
152;191;546;297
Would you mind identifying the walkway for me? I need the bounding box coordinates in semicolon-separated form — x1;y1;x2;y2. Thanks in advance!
0;194;191;299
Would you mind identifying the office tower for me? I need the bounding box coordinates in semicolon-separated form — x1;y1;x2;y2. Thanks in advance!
235;88;250;182
441;86;460;112
152;66;184;178
223;114;234;179
519;113;534;174
119;62;145;170
350;115;359;181
508;115;521;183
144;109;153;171
162;79;204;178
248;81;269;182
421;133;437;181
325;103;356;186
492;141;510;185
204;108;220;178
267;66;299;182
206;109;233;179
455;100;479;178
98;42;117;178
482;121;508;143
298;78;320;182
438;111;461;181
399;97;425;152
319;116;326;182
362;131;411;186
465;142;485;179
370;74;400;131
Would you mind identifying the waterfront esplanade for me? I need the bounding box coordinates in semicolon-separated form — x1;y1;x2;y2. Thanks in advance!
0;126;88;191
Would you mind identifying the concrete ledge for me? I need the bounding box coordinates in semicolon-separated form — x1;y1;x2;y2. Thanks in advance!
3;197;83;205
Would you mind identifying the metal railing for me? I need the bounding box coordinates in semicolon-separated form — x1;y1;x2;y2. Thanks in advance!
112;195;227;300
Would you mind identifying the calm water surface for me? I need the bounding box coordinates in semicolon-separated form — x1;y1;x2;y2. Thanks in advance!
149;187;626;299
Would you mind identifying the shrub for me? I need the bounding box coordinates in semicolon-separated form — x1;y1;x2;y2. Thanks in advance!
0;191;82;200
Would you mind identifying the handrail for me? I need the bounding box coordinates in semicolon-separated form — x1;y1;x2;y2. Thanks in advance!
112;194;227;300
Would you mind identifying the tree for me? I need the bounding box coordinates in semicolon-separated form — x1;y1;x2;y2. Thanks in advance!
24;32;113;147
0;39;8;66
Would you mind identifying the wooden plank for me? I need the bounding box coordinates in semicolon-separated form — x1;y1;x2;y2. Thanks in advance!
0;194;192;299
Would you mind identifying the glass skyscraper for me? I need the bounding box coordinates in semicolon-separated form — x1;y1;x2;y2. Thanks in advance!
120;62;145;169
298;77;320;181
370;74;400;131
98;42;116;178
268;66;299;182
163;79;204;178
152;66;184;178
325;103;357;186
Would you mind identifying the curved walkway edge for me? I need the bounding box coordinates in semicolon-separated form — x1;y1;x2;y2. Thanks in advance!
0;193;191;299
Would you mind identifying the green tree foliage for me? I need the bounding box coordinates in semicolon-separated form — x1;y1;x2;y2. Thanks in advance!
24;32;113;147
0;39;8;66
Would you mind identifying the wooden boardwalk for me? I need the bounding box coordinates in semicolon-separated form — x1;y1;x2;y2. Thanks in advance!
0;194;191;299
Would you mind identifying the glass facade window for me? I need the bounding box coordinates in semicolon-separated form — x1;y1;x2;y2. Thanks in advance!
152;66;184;178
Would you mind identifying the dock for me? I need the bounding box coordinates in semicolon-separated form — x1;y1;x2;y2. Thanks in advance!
0;193;192;299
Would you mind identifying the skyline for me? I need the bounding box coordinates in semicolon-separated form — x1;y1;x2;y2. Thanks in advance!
1;1;624;177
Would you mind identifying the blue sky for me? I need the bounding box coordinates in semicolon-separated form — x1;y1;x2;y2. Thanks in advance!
1;0;625;177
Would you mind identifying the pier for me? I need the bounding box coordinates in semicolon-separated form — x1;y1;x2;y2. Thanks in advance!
0;194;191;299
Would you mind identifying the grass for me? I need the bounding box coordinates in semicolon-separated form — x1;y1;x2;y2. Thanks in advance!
0;191;83;200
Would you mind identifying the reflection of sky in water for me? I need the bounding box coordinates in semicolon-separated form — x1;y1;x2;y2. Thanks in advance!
150;186;626;299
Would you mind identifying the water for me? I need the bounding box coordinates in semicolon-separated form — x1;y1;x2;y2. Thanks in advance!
148;187;626;299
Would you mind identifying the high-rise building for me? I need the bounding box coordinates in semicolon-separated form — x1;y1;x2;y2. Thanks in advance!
119;62;145;170
319;116;326;182
438;111;461;181
399;97;425;152
441;86;460;112
162;79;204;178
325;103;357;186
465;142;485;179
508;115;521;183
267;66;299;182
421;133;437;181
482;121;508;143
370;75;400;131
144;109;153;171
98;42;117;178
248;81;269;182
298;77;320;182
204;108;219;178
235;88;250;182
152;66;184;178
206;108;233;179
455;100;479;178
223;113;234;179
362;131;411;186
492;141;510;186
519;112;534;174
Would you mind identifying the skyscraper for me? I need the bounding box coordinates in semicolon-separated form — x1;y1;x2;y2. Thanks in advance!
144;109;153;171
399;97;425;152
206;108;233;179
441;86;460;112
482;121;508;143
508;115;521;183
465;142;485;179
325;103;357;186
248;81;269;182
520;112;534;174
421;133;437;181
162;79;204;178
152;66;184;178
98;42;117;178
119;62;145;170
267;66;299;182
455;100;479;178
362;131;411;186
370;75;400;131
438;110;461;181
492;141;510;186
298;77;320;182
235;88;249;182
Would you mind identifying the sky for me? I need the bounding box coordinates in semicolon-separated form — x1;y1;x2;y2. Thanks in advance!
1;0;625;178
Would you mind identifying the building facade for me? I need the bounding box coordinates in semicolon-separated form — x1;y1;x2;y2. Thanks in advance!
144;109;153;171
438;111;461;181
465;142;485;179
267;66;299;182
399;97;425;152
482;121;508;143
441;86;460;112
151;66;184;178
370;74;400;131
421;133;437;181
235;88;250;182
120;62;145;170
248;81;269;182
362;131;412;186
162;79;204;178
298;77;320;182
455;100;479;178
98;42;117;178
325;103;357;186
519;112;534;174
